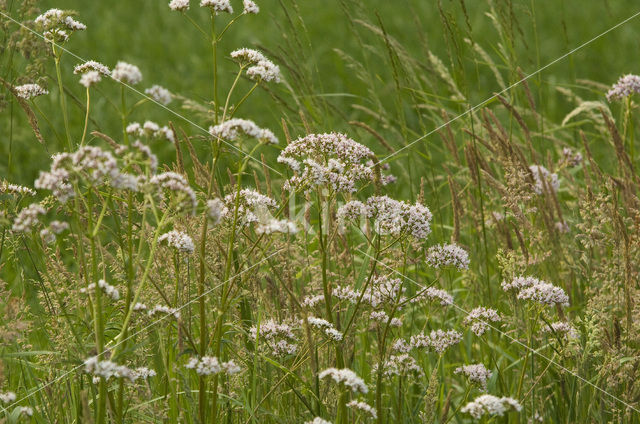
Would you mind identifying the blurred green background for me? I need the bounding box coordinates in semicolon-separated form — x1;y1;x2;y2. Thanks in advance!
1;0;639;188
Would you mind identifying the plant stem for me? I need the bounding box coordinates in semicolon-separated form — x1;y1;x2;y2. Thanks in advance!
52;44;73;151
81;86;90;146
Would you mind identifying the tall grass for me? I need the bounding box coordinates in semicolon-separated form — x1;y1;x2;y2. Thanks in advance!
1;0;640;423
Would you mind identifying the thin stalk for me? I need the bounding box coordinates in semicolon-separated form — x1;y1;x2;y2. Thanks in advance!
229;83;258;119
52;44;72;151
121;86;130;146
81;86;90;146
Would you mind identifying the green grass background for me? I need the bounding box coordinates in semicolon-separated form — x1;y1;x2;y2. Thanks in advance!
2;0;639;188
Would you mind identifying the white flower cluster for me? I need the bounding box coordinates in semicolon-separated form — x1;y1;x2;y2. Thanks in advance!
334;275;405;309
209;118;278;144
12;203;46;232
541;321;578;340
79;71;101;88
529;165;559;195
206;198;225;225
148;305;181;319
128;140;160;172
411;286;453;306
111;61;143;85
14;83;48;100
455;364;492;390
132;303;148;312
461;394;522;419
222;189;277;225
278;133;374;193
463;307;501;336
503;276;569;307
230;48;281;83
40;220;69;243
256;218;298;235
145;85;173;105
425;243;469;270
84;357;156;383
0;392;16;403
149;172;197;213
185;356;241;376
319;368;368;394
159;230;195;253
347;400;377;419
374;354;423;378
250;319;298;356
200;0;233;13
606;74;640;102
243;0;259;14
0;180;36;196
35;9;86;32
305;418;331;424
301;294;324;307
410;329;462;354
19;406;34;417
307;317;343;341
169;0;190;11
35;146;134;202
340;196;433;240
521;285;570;310
74;60;111;76
80;279;120;301
369;311;402;327
126;121;175;143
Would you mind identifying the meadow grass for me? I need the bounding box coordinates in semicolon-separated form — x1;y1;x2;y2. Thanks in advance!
1;0;640;423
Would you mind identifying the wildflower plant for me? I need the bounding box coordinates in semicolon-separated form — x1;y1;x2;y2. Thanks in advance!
2;1;639;424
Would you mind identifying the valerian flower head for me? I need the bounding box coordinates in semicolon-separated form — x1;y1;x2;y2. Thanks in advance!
145;85;172;105
80;279;120;301
74;61;110;76
12;203;46;232
221;189;276;226
606;74;640;102
541;321;579;340
185;356;241;376
250;318;298;357
127;122;175;143
455;364;492;390
410;329;462;354
339;196;432;240
206;198;225;225
278;133;374;192
307;317;343;341
35;9;86;33
159;230;195;253
463;307;501;336
148;172;197;214
0;392;16;404
502;276;569;307
426;243;469;270
347;400;377;419
411;287;453;306
210;118;278;144
111;61;143;85
305;419;331;424
200;0;233;14
169;0;190;11
14;83;48;99
461;394;522;419
1;180;36;196
243;0;259;14
374;354;424;378
230;48;281;83
79;71;101;88
319;368;368;394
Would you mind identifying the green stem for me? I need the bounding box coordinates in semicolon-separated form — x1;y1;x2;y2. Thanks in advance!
81;86;90;146
53;44;73;151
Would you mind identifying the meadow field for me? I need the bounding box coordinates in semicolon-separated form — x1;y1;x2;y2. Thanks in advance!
1;0;640;422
